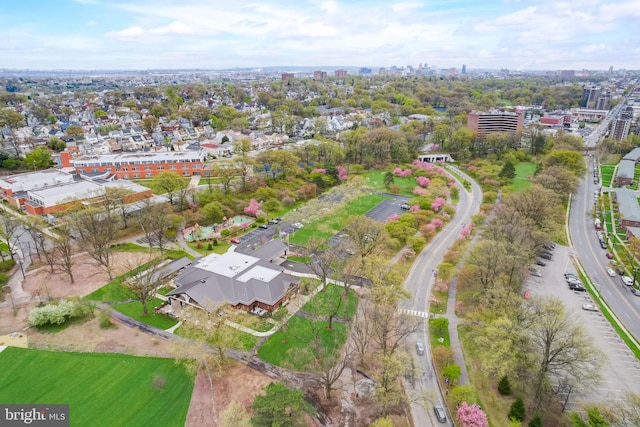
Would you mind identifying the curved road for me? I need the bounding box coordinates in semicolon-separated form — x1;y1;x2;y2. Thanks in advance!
401;166;482;426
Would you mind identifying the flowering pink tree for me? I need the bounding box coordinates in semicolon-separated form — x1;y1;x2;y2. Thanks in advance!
413;187;428;195
240;222;250;229
460;223;475;239
437;167;446;174
409;205;420;212
448;180;456;187
430;218;443;229
431;197;446;211
400;169;412;177
311;168;326;175
244;199;262;217
416;176;431;187
393;167;403;176
456;402;488;427
336;165;348;180
422;223;437;234
385;214;400;223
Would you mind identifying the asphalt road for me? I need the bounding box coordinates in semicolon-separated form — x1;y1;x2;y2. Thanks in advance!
565;157;640;408
401;166;483;427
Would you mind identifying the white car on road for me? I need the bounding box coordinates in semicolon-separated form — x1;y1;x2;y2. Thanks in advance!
622;276;634;286
607;268;616;277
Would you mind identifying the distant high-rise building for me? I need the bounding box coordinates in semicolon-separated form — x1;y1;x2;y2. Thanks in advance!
359;67;372;75
281;73;294;81
334;69;347;78
581;86;601;109
609;66;614;75
560;70;575;77
595;92;610;110
467;110;524;138
613;118;632;140
378;67;387;76
313;70;327;80
461;64;466;74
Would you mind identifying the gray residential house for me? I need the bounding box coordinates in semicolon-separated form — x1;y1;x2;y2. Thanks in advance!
614;188;640;230
167;240;299;315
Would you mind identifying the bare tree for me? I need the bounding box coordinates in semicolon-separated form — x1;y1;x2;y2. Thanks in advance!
305;239;338;292
343;216;386;260
71;207;122;280
100;186;135;228
135;201;181;255
0;217;21;262
52;223;75;284
122;256;164;315
350;299;372;369
370;303;421;357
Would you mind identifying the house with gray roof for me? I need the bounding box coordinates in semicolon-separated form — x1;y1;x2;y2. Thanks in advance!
167;239;299;314
616;159;636;186
614;188;640;230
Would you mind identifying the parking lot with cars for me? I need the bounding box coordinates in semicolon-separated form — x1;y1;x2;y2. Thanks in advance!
523;244;640;408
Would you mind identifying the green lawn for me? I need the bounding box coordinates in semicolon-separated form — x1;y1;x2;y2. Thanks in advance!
258;316;347;370
302;284;358;319
112;298;178;330
0;347;193;427
85;280;131;302
511;162;536;192
289;194;387;246
174;323;258;351
600;165;616;188
365;171;416;196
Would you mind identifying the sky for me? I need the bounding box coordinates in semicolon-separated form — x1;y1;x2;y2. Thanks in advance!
0;0;639;71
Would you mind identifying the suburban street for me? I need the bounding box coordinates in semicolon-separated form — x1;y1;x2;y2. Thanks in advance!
401;166;483;426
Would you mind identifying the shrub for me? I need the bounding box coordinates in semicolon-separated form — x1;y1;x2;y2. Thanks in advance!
528;414;542;427
509;396;526;422
0;272;9;286
498;375;512;395
99;308;116;329
282;196;296;207
28;299;94;327
221;229;231;237
207;243;213;250
152;374;167;390
0;259;15;272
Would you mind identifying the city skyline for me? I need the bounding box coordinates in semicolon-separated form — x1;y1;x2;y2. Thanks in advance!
1;0;639;71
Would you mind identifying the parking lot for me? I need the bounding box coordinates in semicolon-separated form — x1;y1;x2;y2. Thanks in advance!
523;245;640;409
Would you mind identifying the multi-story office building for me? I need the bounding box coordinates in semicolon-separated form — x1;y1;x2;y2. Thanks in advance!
467;110;524;138
313;70;327;80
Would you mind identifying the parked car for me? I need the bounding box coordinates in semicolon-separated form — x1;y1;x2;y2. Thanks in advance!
545;242;556;250
258;224;269;230
535;259;547;266
582;303;599;311
599;240;607;249
607;268;616;277
564;272;578;279
292;222;303;229
540;253;552;260
433;405;447;423
529;268;542;277
569;282;587;292
400;203;410;210
230;238;240;244
606;252;613;259
622;276;634;286
596;231;604;240
630;287;640;297
416;342;425;355
566;277;582;285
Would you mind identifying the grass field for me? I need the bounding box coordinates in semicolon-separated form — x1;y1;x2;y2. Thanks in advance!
600;165;616;187
511;162;536;192
365;171;416;196
0;347;193;427
301;284;358;319
289;194;387;246
112;298;178;330
258;316;347;370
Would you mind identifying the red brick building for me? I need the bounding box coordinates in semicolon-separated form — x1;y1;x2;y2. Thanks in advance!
60;150;206;180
